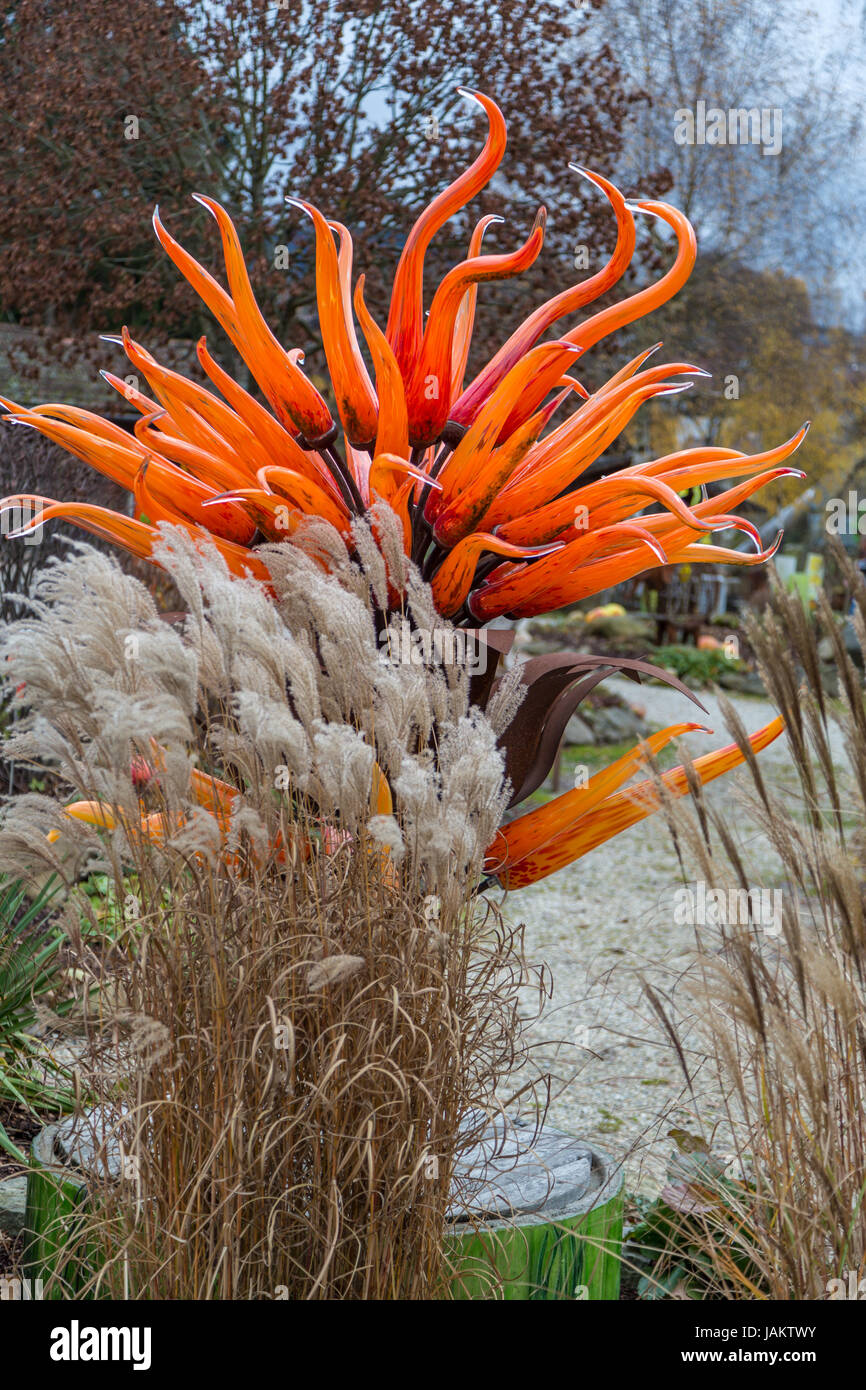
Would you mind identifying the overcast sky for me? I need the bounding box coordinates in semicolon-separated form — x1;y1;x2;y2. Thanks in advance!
759;0;863;314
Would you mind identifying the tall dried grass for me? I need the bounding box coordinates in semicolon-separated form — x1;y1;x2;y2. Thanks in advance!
645;543;866;1300
0;513;542;1299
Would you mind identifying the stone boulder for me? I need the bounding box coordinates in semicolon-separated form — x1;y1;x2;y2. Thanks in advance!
563;713;595;746
0;1175;28;1236
583;703;649;744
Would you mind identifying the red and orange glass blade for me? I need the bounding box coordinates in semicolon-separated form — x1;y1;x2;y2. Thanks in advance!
494;717;785;888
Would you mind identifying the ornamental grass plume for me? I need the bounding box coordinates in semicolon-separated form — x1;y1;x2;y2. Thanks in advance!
0;89;799;885
0;526;544;1299
633;548;866;1300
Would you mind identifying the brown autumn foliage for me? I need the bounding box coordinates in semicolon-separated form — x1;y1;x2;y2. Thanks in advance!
0;0;667;393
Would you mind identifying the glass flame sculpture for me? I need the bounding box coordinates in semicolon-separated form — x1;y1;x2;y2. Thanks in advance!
1;90;802;888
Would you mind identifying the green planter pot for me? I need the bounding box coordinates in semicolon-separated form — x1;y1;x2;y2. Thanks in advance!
447;1121;623;1300
24;1110;623;1301
22;1123;91;1299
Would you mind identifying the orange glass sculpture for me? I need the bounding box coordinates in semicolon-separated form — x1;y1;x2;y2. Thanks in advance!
1;90;803;888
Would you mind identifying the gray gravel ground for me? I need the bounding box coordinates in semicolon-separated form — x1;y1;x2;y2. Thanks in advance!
502;678;844;1198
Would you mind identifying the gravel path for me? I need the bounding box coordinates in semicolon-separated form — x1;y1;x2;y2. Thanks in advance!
503;679;837;1197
